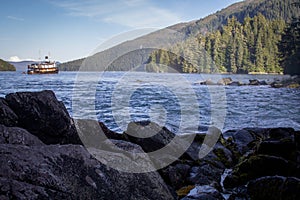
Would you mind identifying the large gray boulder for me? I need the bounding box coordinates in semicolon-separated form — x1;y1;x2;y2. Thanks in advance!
5;90;81;145
124;121;175;153
0;98;18;127
248;176;300;200
0;143;175;200
0;124;44;146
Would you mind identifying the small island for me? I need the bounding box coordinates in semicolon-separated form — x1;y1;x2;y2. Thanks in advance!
0;59;15;71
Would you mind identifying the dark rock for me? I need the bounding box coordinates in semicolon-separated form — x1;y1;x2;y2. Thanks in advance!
243;127;269;139
271;76;300;88
181;185;225;200
248;176;300;200
223;155;296;188
185;127;222;162
0;177;71;200
222;130;236;139
217;77;232;85
212;142;234;168
228;81;244;86
5;90;81;145
0;98;18;127
0;124;44;146
259;80;268;85
124;121;175;152
74;119;124;148
231;129;256;155
0;144;175;200
160;163;191;189
188;164;223;186
257;138;296;160
270;82;283;88
248;79;260;85
268;127;294;139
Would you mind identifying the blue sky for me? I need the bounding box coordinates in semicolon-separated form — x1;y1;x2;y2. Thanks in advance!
1;0;241;62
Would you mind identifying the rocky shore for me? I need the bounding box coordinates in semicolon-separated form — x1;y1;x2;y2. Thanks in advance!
0;90;299;199
195;76;300;89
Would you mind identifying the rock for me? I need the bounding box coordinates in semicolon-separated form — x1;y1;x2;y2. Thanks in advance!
188;164;223;186
181;185;225;200
231;129;256;155
270;82;283;88
248;79;260;85
223;155;296;188
124;121;175;152
5;90;81;145
228;81;244;86
200;80;217;85
0;98;18;127
160;163;191;189
257;138;296;160
271;76;300;88
0;144;175;200
268;127;294;139
259;80;268;85
185;127;223;162
74;119;124;148
217;77;232;85
212;142;234;168
248;176;300;200
0;124;44;146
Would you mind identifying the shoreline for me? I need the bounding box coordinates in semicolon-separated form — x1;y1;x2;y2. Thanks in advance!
0;90;299;199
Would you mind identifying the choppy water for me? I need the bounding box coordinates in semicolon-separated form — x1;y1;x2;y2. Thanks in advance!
0;71;299;133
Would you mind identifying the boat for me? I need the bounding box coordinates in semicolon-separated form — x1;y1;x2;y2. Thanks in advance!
27;56;58;74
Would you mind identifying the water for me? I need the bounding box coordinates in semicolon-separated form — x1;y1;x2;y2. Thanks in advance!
0;71;299;133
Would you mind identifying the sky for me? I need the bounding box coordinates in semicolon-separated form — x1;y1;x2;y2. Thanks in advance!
1;0;241;62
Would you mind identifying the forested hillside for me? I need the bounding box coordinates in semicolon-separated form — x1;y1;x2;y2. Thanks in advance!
59;0;300;74
147;14;286;73
279;2;300;75
0;59;16;71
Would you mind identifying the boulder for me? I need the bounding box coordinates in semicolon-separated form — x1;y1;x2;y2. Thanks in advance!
268;127;294;139
5;90;81;145
124;121;175;152
217;77;232;85
0;124;44;146
231;129;256;155
188;164;223;186
248;176;300;200
0;98;18;127
160;163;191;189
270;82;283;88
223;155;296;188
259;80;268;85
0;143;175;200
200;80;217;85
248;79;260;85
228;81;244;86
257;138;296;160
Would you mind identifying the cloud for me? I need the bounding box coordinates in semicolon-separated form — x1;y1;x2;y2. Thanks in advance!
9;56;22;62
7;15;24;21
9;56;36;62
50;0;181;28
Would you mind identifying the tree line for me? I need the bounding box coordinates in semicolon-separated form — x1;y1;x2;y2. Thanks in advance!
147;14;287;74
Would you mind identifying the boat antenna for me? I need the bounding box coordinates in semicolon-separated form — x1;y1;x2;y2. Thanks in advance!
38;49;41;61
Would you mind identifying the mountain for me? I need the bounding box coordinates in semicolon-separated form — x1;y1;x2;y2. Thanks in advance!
59;0;300;72
0;59;16;71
